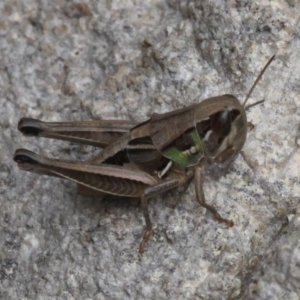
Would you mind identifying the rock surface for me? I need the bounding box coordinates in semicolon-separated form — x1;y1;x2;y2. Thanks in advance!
1;1;299;299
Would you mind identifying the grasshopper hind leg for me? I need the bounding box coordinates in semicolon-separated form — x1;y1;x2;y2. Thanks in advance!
195;167;234;227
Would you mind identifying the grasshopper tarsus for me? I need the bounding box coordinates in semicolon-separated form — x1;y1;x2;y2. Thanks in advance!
139;228;154;253
228;220;234;227
213;211;234;227
199;200;234;227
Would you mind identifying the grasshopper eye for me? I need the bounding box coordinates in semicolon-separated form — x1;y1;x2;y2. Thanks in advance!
210;110;232;137
210;109;240;137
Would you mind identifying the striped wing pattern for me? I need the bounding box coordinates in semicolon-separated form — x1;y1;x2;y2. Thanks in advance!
14;149;151;198
49;167;146;197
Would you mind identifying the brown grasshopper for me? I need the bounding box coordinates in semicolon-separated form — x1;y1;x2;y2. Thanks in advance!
14;55;275;253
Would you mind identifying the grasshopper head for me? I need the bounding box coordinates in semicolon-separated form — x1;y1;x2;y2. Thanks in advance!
199;55;275;168
195;95;247;167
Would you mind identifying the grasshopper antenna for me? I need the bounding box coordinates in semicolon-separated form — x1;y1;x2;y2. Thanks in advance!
243;55;275;109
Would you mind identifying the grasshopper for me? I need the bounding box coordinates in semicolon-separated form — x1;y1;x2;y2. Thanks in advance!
14;55;275;253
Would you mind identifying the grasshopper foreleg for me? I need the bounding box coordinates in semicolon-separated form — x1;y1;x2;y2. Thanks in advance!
194;167;234;227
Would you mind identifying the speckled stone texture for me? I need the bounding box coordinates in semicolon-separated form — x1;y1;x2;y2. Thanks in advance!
1;1;299;299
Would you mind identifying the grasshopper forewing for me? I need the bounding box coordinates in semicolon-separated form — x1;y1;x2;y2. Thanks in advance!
14;55;275;252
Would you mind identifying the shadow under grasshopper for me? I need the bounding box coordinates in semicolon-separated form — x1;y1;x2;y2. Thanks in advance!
14;56;275;253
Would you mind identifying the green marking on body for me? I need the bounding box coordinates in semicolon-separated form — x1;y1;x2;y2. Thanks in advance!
161;129;205;167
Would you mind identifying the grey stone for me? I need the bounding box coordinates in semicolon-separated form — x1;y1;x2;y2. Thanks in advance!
0;0;299;299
